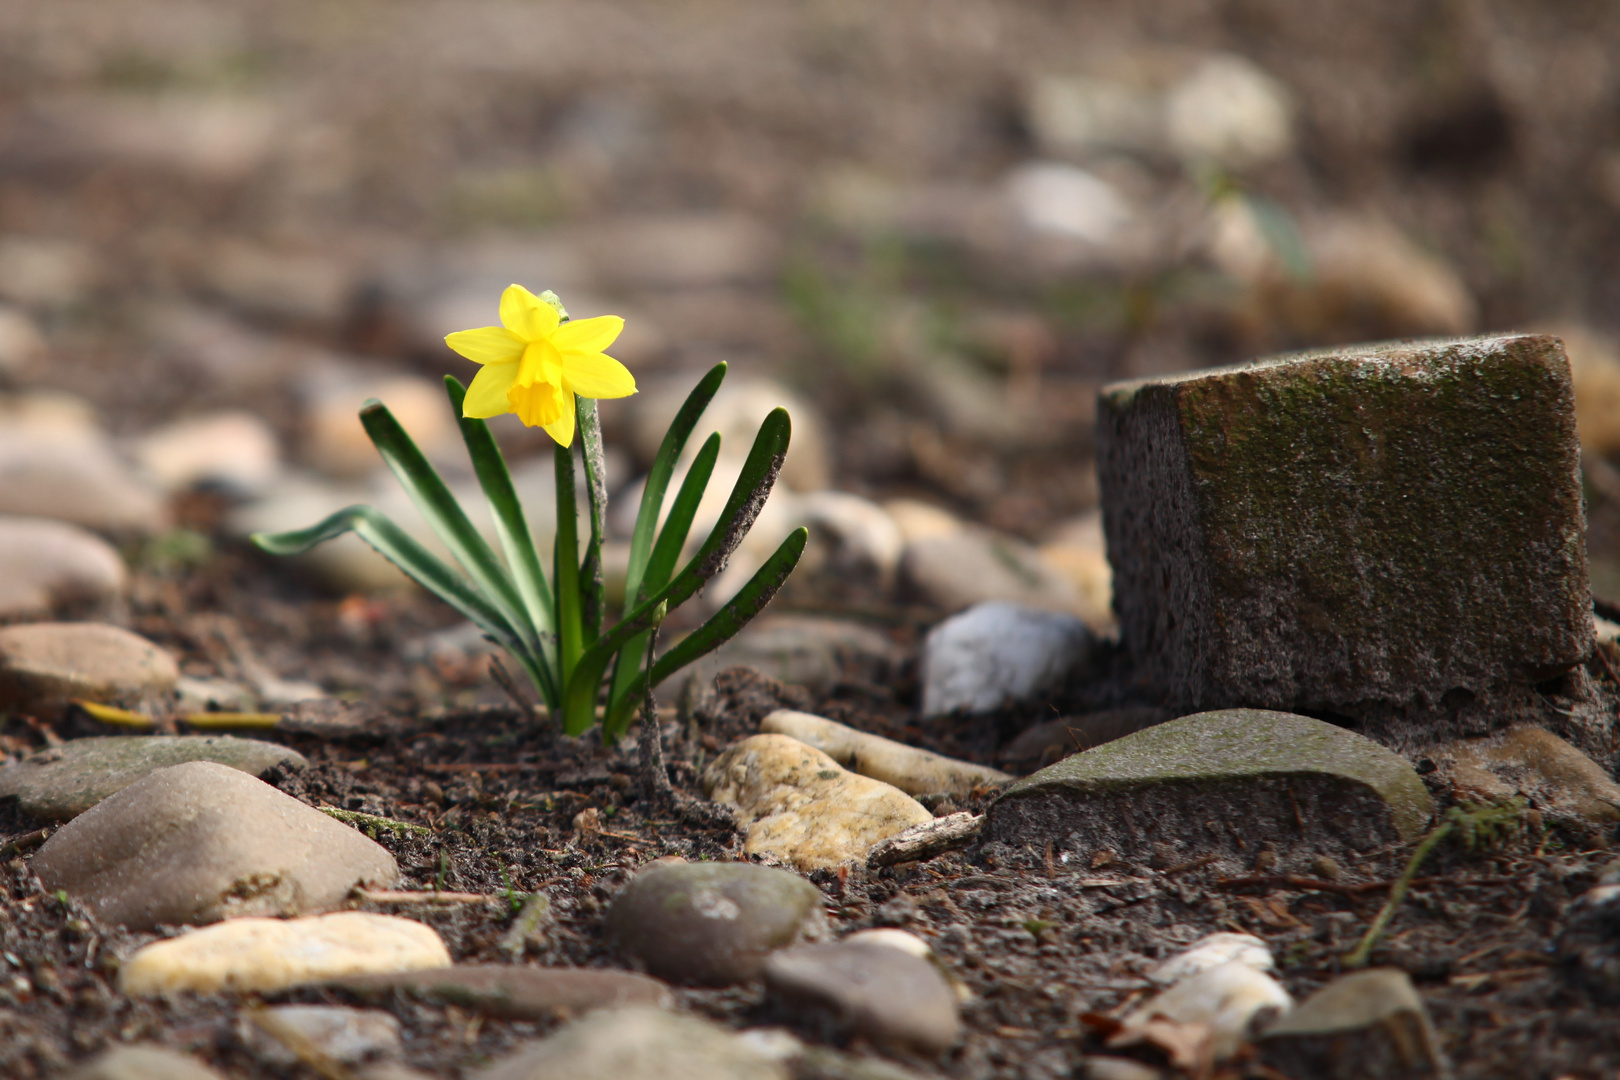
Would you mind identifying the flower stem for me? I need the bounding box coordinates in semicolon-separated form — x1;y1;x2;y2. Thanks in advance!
553;441;582;690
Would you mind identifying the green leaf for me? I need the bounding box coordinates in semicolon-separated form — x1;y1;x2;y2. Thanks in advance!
606;431;720;721
251;506;526;660
623;362;727;618
558;406;791;738
603;526;807;741
558;599;668;738
444;377;557;689
360;400;532;642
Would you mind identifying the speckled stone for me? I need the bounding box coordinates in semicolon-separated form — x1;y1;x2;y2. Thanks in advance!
0;735;305;820
987;709;1433;873
1098;334;1590;737
703;734;933;870
763;941;961;1054
607;860;828;987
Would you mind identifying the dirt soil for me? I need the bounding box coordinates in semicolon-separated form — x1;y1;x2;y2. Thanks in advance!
0;553;1614;1080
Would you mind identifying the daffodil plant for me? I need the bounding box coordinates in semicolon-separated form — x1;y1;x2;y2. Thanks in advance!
252;285;806;743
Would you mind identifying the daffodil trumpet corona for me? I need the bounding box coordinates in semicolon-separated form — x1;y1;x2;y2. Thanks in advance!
252;285;806;742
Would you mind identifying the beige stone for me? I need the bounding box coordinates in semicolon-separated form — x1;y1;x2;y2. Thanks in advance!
760;710;1009;797
881;499;962;544
702;734;932;871
67;1044;226;1080
0;516;126;620
120;912;450;996
1555;324;1620;457
1438;725;1620;823
0;622;178;718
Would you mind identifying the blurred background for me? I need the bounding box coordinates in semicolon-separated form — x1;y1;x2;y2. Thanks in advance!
2;0;1620;672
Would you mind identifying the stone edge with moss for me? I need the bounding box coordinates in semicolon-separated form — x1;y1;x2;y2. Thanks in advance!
993;709;1435;842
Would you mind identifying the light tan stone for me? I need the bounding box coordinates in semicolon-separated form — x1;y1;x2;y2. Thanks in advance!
0;622;178;718
760;710;1009;797
120;912;450;996
702;734;932;871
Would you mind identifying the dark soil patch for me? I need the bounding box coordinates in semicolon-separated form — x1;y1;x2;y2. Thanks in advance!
0;558;1617;1079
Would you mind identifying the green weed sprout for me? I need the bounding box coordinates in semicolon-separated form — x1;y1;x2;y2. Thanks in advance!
251;286;806;743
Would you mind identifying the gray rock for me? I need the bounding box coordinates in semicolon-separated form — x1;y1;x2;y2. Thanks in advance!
66;1044;226;1080
763;941;961;1054
471;1006;786;1080
986;710;1433;872
1259;968;1444;1079
674;615;902;708
900;532;1083;617
33;760;398;930
607;860;828;986
1001;708;1173;765
0;623;178;720
0;515;126;620
0;734;305;821
0;428;167;533
248;1005;401;1068
920;601;1094;717
334;965;672;1019
1098;334;1589;739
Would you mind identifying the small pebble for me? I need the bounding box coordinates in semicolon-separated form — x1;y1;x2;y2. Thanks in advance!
1259;968;1443;1079
1149;932;1275;987
0;622;178;719
1114;960;1292;1061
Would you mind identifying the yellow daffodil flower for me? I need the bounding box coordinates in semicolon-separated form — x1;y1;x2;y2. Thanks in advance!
444;284;636;446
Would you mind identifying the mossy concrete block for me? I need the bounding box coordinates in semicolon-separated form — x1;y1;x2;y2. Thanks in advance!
986;710;1433;870
1097;334;1590;734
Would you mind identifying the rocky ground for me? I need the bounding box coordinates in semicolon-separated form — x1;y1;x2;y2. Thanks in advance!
4;1;1620;1078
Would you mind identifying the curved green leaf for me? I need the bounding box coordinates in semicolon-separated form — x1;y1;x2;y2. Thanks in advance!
623;362;727;618
576;397;608;643
606;431;720;722
444;378;557;689
602;526;808;741
360;400;531;641
251;505;527;662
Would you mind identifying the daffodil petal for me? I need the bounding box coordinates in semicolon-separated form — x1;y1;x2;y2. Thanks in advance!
551;314;625;355
561;352;637;400
462;362;520;418
499;284;560;341
445;326;524;366
542;400;576;447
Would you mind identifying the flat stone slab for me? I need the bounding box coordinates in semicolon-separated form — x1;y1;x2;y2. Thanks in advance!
0;735;306;820
1097;334;1590;736
986;710;1433;872
334;965;673;1019
33;760;398;930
